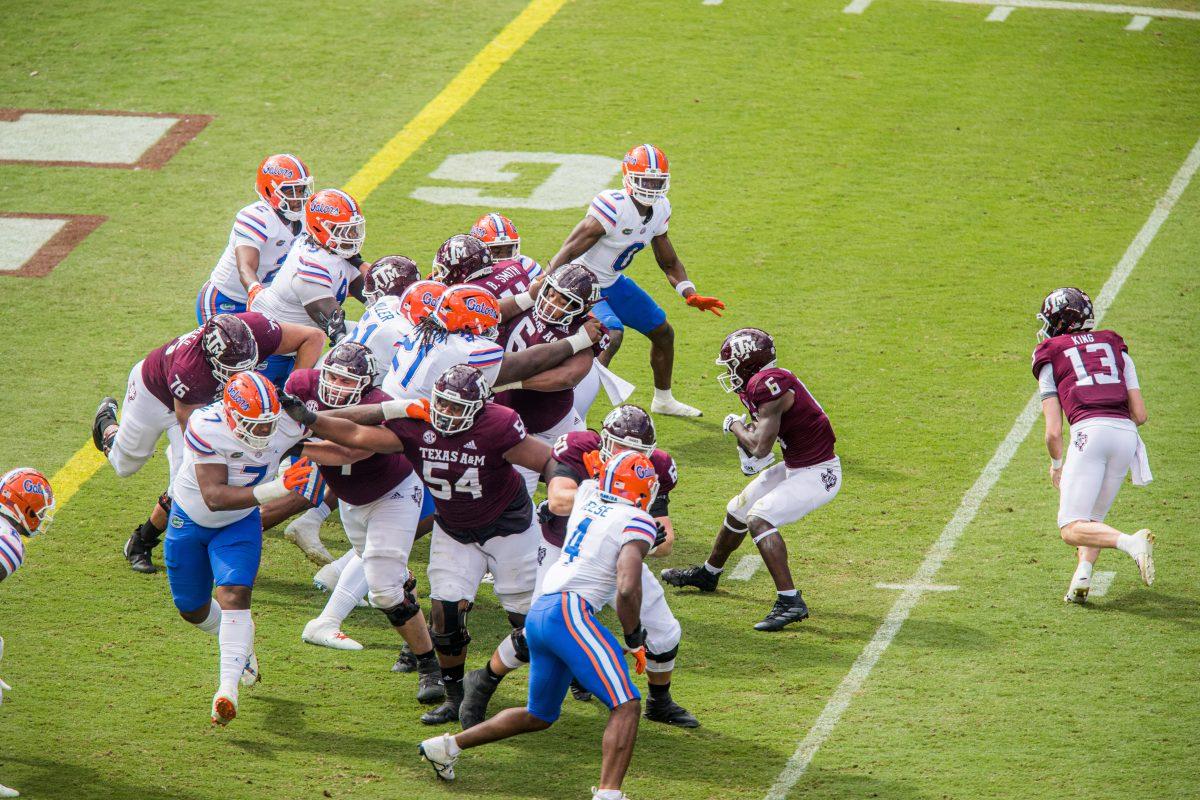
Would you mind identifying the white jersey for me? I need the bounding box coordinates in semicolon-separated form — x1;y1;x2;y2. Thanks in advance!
381;328;504;402
0;517;25;581
206;201;301;303
172;403;309;528
342;296;415;387
540;480;657;611
577;189;671;288
252;236;360;332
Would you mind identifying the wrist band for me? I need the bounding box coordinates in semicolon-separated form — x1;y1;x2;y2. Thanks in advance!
491;382;521;393
380;399;408;421
252;478;290;505
675;280;695;297
566;329;594;354
514;291;535;311
1051;457;1063;469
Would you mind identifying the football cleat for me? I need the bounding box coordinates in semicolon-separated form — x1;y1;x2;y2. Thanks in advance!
0;781;18;798
570;679;593;703
1064;574;1090;604
754;593;810;632
211;689;237;726
284;515;334;566
660;564;719;593
458;668;499;729
240;650;261;686
417;667;447;706
420;681;463;725
91;397;118;454
591;787;629;800
312;560;342;592
301;619;363;651
644;697;700;728
392;644;418;673
418;733;458;781
1132;529;1155;586
650;396;702;418
123;527;159;574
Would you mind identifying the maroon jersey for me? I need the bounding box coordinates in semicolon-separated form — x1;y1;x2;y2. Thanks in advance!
467;258;537;299
140;312;283;409
386;403;530;542
1031;330;1130;425
541;430;678;547
285;369;414;506
492;310;599;433
739;367;836;468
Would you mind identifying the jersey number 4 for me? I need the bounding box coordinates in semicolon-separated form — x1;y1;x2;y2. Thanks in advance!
1064;343;1120;386
563;517;593;562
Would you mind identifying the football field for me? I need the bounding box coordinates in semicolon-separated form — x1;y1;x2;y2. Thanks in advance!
1;1;1199;798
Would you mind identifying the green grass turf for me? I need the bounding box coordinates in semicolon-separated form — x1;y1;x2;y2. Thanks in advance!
1;1;1198;798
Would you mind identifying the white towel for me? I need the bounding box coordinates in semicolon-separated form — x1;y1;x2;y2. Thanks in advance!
596;362;636;406
1130;434;1153;486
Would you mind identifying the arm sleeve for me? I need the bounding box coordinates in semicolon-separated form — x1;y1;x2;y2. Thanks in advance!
1122;352;1139;390
1037;363;1058;399
551;459;585;483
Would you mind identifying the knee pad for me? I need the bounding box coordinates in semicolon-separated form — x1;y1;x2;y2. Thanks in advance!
431;599;471;656
381;591;421;627
157;492;173;515
646;642;679;673
509;627;530;663
496;628;530;669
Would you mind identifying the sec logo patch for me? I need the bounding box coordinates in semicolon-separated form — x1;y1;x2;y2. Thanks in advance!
423;430;437;444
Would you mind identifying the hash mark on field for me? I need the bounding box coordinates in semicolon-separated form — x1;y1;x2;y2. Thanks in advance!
729;554;763;581
764;134;1200;800
987;5;1015;20
925;0;1200;21
843;0;874;14
875;582;959;592
1089;571;1117;597
1126;14;1152;29
702;0;724;5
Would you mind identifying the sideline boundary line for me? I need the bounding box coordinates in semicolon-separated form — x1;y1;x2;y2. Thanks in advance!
764;132;1200;799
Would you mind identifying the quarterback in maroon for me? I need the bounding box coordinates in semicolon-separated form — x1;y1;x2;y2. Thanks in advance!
1032;288;1154;603
663;328;841;631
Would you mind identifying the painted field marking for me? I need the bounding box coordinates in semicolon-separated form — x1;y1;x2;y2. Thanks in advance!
0;213;106;278
1126;14;1152;28
411;151;618;210
703;0;724;5
764;132;1200;800
729;554;763;581
987;5;1016;21
46;0;568;514
344;0;568;201
1089;570;1117;597
925;0;1200;21
844;0;874;13
875;582;959;592
0;109;211;169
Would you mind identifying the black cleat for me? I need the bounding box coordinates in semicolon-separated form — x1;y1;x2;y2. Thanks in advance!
660;564;719;592
754;593;809;632
569;678;593;703
420;696;461;726
123;527;159;574
459;668;500;729
392;644;418;673
92;397;118;454
416;667;446;705
645;698;700;728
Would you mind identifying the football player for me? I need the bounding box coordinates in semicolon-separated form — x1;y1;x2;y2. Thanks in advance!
167;372;322;725
466;215;544;296
419;451;658;800
0;467;55;799
662;328;841;631
1031;288;1154;602
460;404;698;729
280;364;557;726
90;313;323;573
196;154;313;324
250;188;367;384
548;143;725;418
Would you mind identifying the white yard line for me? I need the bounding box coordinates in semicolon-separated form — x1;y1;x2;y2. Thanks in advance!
764;133;1200;800
875;582;959;592
729;554;764;581
1089;570;1118;597
843;0;875;14
702;0;724;5
987;5;1016;20
1126;13;1153;28
927;0;1200;20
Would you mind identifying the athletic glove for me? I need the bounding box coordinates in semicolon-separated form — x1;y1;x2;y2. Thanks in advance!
380;398;431;422
723;413;745;435
317;308;347;346
246;282;266;308
737;444;776;476
653;520;669;550
582;449;603;479
685;294;725;316
623;626;648;675
278;390;317;426
404;570;417;594
282;457;326;505
536;500;554;525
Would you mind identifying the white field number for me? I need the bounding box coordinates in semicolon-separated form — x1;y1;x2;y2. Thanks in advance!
410;151;620;211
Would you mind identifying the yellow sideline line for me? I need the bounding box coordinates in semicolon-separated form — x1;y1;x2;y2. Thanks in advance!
46;0;568;515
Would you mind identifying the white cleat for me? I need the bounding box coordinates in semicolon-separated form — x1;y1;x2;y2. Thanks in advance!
312;561;342;592
240;649;261;686
418;733;458;781
1131;529;1155;586
591;787;628;799
0;782;19;797
1064;575;1090;604
650;396;702;418
285;516;334;566
302;619;363;651
211;688;237;726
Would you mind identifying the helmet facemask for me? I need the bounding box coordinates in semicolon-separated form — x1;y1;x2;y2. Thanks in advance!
623;171;669;205
318;364;370;408
430;389;483;436
322;214;365;257
716;354;744;393
535;282;587;327
274;177;314;221
228;407;279;450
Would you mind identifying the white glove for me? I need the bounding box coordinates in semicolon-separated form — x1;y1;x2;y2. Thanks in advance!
0;676;10;704
723;413;745;435
737;444;776;476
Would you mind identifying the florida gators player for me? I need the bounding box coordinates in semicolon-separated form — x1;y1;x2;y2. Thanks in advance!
662;328;841;631
91;313;323;574
197;154;313;324
549;144;725;418
168;372;321;725
1031;288;1154;603
0;467;54;798
470;212;544;287
419;451;657;800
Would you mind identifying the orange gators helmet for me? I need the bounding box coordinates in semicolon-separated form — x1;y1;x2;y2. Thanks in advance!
470;212;521;260
0;468;55;536
433;284;501;339
305;189;365;258
597;451;659;511
399;280;447;326
621;144;670;205
256;154;314;221
223;372;282;450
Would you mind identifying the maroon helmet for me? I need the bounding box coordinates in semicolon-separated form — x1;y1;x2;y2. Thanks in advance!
535;264;600;326
431;234;493;285
431;364;489;435
716;328;776;393
363;255;421;305
1037;287;1095;341
202;314;260;384
319;341;377;408
600;404;656;461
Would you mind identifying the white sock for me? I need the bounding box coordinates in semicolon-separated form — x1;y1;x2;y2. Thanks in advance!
703;561;723;575
653;388;674;403
298;506;325;527
778;589;798;598
1072;561;1094;583
319;555;368;626
317;501;334;520
194;599;222;635
593;789;623;800
330;548;357;571
496;632;527;669
219;609;254;692
445;735;462;757
1116;533;1139;556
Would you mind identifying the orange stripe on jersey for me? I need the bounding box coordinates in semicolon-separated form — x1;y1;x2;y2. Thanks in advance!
560;593;619;706
579;595;636;699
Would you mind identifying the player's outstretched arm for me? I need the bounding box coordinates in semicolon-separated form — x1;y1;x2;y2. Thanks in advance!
548;216;605;271
278;392;413;454
516;350;593;392
650;516;675;557
730;393;792;458
301;440;373;467
278;322;326;371
616;540;650;673
234;245;263;301
651;233;724;316
504;436;553;477
173;401;204;431
1042;397;1064;488
494;319;602;385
